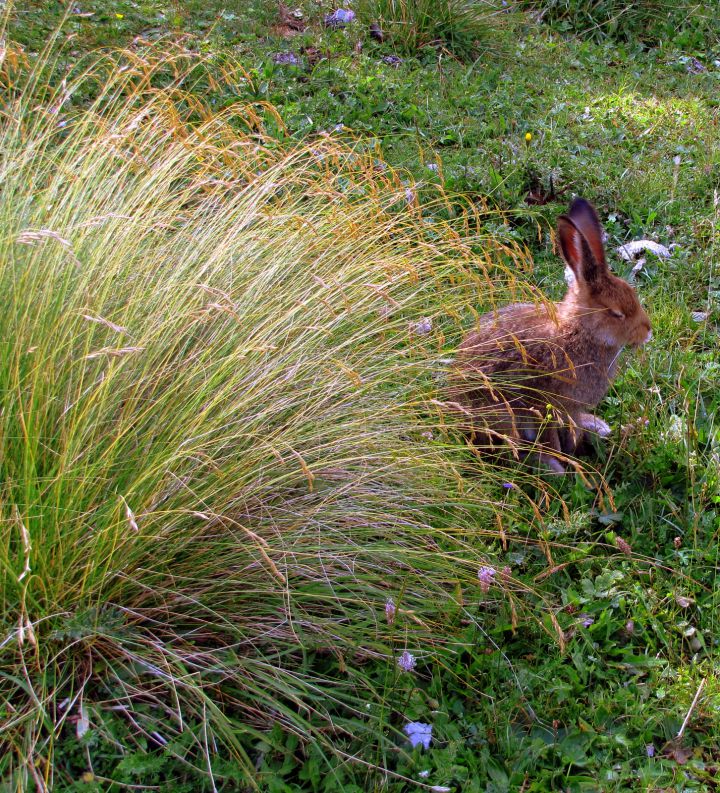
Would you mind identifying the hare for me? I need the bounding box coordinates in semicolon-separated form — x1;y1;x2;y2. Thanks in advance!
453;198;651;473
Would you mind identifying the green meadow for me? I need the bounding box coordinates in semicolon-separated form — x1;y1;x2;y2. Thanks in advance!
2;1;719;790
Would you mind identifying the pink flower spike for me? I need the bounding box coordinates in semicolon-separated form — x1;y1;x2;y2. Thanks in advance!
478;566;496;593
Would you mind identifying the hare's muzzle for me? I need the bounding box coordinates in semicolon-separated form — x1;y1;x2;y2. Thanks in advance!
634;317;652;346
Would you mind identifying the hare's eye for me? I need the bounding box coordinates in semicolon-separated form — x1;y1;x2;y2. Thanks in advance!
608;309;625;319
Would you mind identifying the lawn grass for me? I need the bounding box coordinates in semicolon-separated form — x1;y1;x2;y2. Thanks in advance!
3;2;720;791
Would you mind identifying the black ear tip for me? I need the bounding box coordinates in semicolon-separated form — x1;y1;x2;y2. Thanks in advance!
569;197;595;215
568;197;603;231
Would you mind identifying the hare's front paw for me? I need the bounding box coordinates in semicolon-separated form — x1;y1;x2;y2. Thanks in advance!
540;454;567;475
577;412;611;438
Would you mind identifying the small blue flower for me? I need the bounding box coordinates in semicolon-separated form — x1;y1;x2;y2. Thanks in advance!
404;721;432;750
502;482;514;489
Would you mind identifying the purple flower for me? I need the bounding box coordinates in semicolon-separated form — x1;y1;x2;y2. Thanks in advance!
377;305;392;320
397;650;416;672
478;566;496;593
325;9;355;28
580;613;594;628
385;598;396;625
410;317;432;336
502;482;514;489
272;52;299;66
646;743;655;758
404;721;432;749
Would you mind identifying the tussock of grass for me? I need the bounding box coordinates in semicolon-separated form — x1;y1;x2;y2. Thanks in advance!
0;42;553;787
357;0;514;59
520;0;716;43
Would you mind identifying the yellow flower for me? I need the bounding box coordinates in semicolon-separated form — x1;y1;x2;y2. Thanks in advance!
525;132;532;142
115;13;124;19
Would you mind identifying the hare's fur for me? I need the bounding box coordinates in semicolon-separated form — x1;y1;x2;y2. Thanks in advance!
453;198;651;473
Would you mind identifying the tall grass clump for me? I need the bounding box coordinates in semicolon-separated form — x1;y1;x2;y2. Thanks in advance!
358;0;514;59
0;41;548;789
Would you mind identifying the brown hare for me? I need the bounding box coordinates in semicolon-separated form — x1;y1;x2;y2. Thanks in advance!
453;198;651;473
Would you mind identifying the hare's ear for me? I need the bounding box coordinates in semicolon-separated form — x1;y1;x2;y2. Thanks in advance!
567;198;607;270
557;214;601;286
